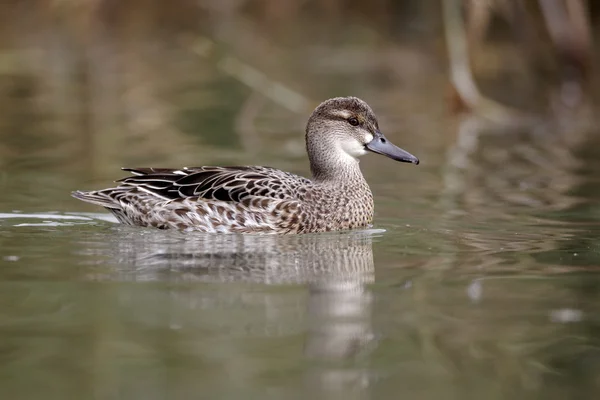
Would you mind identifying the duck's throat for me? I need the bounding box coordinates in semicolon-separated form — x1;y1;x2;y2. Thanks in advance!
309;153;365;183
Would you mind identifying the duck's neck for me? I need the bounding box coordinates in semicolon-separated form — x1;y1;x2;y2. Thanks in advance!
310;152;366;185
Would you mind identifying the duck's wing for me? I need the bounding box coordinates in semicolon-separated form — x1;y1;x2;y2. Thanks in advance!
118;166;311;202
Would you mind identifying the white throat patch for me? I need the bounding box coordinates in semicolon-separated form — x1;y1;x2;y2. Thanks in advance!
340;136;371;159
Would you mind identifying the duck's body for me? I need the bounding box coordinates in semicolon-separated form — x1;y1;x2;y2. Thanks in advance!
73;165;372;234
72;97;419;234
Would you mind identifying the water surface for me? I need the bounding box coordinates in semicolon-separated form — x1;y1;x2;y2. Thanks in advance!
1;7;600;399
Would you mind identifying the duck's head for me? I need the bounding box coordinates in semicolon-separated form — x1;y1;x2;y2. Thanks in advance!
306;97;419;178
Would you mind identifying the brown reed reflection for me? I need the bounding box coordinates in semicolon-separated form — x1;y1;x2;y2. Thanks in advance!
435;113;598;274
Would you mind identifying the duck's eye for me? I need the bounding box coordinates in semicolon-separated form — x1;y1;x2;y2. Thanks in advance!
347;117;359;126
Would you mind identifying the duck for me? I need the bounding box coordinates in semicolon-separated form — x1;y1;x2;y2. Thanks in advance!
72;96;419;234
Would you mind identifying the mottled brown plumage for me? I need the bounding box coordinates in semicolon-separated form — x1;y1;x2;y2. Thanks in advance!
72;97;419;234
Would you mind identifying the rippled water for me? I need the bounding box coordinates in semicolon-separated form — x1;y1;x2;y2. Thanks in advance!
2;7;600;399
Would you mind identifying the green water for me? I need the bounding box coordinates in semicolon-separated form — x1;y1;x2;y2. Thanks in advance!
2;6;600;399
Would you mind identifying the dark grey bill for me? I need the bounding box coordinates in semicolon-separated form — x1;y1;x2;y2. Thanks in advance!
365;131;419;165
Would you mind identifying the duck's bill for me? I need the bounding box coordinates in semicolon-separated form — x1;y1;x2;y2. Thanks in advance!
366;131;420;165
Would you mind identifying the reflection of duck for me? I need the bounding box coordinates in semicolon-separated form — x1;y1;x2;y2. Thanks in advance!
72;97;418;234
75;226;378;395
85;227;376;285
84;227;377;374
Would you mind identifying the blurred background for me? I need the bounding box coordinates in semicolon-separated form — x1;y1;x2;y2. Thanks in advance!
1;1;600;399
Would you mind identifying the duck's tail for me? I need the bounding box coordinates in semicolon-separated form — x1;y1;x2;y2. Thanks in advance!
71;190;122;210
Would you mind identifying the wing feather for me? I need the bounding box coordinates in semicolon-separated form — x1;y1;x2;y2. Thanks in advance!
116;166;311;203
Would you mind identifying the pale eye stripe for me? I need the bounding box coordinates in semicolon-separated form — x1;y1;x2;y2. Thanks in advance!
332;111;353;119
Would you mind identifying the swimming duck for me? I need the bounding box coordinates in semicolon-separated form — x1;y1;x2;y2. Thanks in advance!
72;97;419;234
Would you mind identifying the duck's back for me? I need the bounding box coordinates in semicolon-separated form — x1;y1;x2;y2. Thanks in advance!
120;166;311;201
